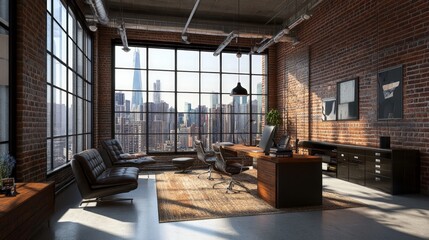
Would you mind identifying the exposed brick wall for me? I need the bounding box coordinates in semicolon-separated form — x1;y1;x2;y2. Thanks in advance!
277;0;429;194
15;0;47;182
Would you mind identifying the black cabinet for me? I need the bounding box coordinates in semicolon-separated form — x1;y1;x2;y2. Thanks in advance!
348;154;365;186
365;149;420;194
301;141;420;194
336;152;348;181
337;148;365;186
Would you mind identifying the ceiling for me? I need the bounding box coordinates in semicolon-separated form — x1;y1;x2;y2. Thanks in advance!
87;0;322;39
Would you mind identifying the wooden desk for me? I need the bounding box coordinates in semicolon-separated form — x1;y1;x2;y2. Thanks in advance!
0;182;55;240
223;144;322;208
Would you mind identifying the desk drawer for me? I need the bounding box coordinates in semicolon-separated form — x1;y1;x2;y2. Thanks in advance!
366;173;392;193
366;156;391;167
366;162;391;176
367;150;391;159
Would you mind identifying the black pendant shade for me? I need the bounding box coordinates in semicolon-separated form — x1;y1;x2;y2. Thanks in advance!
230;82;248;96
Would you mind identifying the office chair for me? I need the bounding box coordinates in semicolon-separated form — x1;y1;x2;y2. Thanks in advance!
212;147;250;193
195;139;219;180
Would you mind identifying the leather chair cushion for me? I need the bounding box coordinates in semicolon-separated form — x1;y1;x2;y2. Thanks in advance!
225;163;249;175
74;149;108;185
92;166;139;189
101;139;124;163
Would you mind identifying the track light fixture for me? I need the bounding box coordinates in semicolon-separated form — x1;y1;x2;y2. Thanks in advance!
288;13;311;29
273;28;290;42
213;31;238;56
181;35;191;44
257;38;275;53
256;12;311;53
117;22;130;52
88;21;98;32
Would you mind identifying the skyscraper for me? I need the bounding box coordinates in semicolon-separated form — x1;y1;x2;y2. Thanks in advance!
115;92;125;105
153;79;161;103
131;50;143;110
211;93;219;109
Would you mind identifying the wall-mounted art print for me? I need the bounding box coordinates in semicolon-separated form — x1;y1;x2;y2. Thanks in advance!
322;97;336;121
378;65;403;120
337;78;359;120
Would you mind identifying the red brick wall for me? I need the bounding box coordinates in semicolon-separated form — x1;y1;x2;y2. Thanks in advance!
277;0;429;193
15;0;47;182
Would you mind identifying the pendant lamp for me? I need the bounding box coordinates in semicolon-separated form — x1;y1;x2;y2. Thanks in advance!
230;0;248;96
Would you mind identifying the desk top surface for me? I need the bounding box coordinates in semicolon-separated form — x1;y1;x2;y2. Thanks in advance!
222;144;321;164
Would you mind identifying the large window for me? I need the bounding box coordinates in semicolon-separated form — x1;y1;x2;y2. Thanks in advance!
46;0;92;172
114;45;267;153
0;0;10;153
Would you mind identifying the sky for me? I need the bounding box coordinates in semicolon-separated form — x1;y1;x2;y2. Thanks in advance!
114;46;266;112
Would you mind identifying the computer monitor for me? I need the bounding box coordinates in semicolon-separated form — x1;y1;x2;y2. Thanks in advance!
277;134;291;150
258;125;276;155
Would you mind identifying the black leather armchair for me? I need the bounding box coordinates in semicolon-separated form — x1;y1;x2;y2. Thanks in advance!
71;148;139;205
100;139;156;168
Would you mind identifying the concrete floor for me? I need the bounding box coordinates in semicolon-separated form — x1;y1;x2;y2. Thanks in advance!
33;172;429;240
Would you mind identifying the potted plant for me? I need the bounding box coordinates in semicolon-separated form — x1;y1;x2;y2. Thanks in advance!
0;153;16;194
266;108;282;126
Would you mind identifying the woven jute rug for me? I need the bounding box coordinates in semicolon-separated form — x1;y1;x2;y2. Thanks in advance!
156;169;365;223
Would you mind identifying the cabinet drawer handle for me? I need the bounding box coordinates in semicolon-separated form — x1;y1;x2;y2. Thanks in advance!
375;170;381;174
375;153;381;156
375;159;381;163
354;156;359;159
375;177;381;181
375;165;381;169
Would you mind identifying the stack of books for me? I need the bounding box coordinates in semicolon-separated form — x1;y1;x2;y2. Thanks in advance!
269;148;293;157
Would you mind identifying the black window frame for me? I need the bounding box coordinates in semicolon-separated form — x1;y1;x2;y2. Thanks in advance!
112;42;268;154
46;0;93;173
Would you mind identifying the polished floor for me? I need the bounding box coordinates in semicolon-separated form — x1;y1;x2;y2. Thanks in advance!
33;171;429;240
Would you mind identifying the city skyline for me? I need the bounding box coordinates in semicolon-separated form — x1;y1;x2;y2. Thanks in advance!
114;47;266;153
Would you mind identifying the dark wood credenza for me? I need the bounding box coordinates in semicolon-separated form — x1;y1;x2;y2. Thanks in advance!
0;182;55;240
300;141;420;194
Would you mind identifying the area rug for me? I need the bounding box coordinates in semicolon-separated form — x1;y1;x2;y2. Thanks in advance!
156;169;365;223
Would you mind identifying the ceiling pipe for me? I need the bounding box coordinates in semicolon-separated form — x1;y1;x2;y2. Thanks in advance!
85;0;109;25
181;0;201;44
213;31;238;56
108;14;276;39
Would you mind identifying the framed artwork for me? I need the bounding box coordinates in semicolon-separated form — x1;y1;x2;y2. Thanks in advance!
378;65;402;120
322;97;336;121
337;78;359;120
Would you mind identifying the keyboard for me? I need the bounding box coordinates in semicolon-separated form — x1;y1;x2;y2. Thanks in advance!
250;149;264;153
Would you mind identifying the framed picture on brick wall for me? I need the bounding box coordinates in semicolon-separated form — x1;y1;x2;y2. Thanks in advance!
322;97;336;121
337;78;359;120
378;65;403;120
